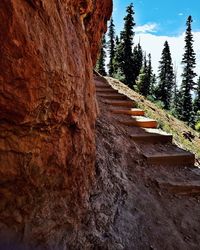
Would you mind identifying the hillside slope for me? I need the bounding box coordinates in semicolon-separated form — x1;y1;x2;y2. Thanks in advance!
106;77;200;164
79;74;200;249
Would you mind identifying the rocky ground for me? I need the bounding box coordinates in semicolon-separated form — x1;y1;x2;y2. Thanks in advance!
1;0;200;248
73;76;200;250
1;76;200;250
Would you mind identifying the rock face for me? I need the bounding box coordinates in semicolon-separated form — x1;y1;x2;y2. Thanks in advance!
0;0;112;248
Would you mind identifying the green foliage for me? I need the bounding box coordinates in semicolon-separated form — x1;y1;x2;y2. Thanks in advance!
179;82;193;123
136;54;153;97
194;110;200;132
118;3;135;87
132;43;143;85
147;95;165;110
147;53;153;93
113;68;125;83
179;16;197;123
95;35;107;76
194;77;200;113
156;41;174;110
107;18;115;77
154;100;165;109
147;95;156;102
149;73;157;97
136;55;148;94
170;81;183;119
157;118;165;130
113;36;125;81
195;122;200;132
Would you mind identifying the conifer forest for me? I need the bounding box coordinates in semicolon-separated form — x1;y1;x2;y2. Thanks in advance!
96;3;200;132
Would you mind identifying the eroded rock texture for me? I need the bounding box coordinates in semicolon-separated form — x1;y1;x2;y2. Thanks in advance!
0;0;112;248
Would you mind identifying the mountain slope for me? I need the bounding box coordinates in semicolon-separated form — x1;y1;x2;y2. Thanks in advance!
106;76;200;165
82;74;200;249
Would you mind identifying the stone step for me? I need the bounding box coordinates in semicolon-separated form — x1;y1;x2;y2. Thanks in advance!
144;150;195;166
109;108;145;116
156;179;200;195
96;89;118;93
119;116;158;128
95;84;111;88
131;129;173;143
98;94;127;100
103;100;136;107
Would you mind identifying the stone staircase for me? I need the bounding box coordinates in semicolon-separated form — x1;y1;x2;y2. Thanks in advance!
95;76;199;196
130;128;173;143
156;179;200;195
109;108;145;116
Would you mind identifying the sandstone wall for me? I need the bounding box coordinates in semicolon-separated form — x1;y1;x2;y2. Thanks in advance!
0;0;112;248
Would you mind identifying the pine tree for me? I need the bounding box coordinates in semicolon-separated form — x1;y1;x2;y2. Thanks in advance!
171;63;178;107
113;35;125;82
113;35;120;74
194;77;200;113
115;35;119;45
96;35;107;76
193;78;200;130
156;41;174;110
136;55;149;96
171;81;182;118
149;73;157;97
107;17;115;77
170;63;181;116
132;43;143;85
179;16;196;123
147;53;153;93
120;3;135;87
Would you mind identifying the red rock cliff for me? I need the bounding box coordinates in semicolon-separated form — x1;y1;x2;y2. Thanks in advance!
0;0;112;248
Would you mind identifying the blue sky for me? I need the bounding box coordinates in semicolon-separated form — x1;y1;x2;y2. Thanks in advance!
113;0;200;36
112;0;200;83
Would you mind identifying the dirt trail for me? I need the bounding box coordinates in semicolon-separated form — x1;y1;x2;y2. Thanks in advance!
77;75;200;249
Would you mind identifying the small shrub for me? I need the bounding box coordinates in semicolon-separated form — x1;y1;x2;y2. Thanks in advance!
157;118;165;129
147;95;156;102
169;108;178;117
113;69;125;83
195;122;200;132
154;100;165;109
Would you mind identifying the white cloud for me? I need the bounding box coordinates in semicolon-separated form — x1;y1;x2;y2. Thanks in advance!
178;13;183;16
134;32;200;85
135;23;158;33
